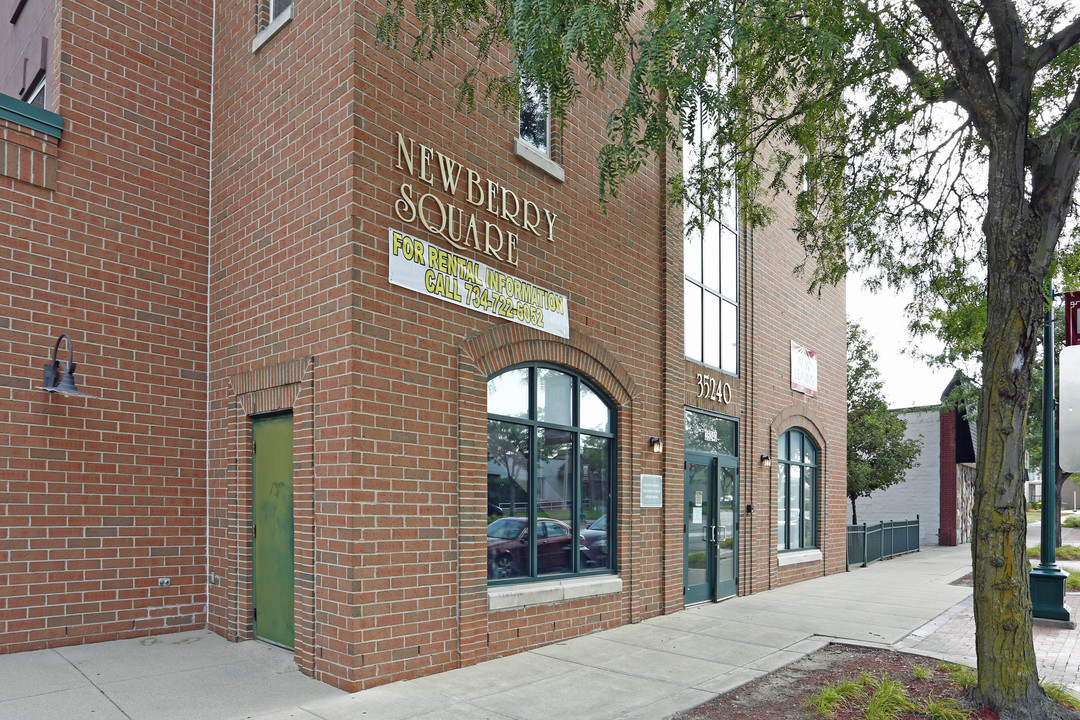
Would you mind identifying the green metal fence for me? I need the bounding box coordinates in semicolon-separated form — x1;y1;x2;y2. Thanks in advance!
846;516;920;568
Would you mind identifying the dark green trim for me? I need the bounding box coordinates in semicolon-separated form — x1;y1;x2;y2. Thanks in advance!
0;92;63;139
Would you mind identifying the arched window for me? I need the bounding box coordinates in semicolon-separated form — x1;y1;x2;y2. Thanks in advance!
777;428;818;551
486;365;615;581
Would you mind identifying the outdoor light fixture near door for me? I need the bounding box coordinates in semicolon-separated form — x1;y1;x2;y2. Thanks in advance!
649;437;663;454
39;333;93;397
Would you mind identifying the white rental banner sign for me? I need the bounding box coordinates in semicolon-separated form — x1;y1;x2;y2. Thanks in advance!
388;228;570;339
1059;345;1080;472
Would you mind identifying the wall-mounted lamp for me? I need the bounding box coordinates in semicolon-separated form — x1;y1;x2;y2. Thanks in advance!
39;333;93;398
759;454;771;468
649;437;664;454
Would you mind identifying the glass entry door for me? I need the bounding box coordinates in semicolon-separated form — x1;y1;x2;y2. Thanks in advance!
684;454;715;604
715;462;738;599
684;453;738;603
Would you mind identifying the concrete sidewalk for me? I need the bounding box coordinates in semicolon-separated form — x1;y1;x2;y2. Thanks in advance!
0;544;1073;720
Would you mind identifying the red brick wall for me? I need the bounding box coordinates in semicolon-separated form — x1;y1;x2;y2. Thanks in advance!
939;409;958;545
2;0;847;692
208;0;666;691
1;0;212;652
741;174;848;592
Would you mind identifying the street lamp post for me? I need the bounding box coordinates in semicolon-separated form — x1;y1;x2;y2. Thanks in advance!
1030;282;1071;622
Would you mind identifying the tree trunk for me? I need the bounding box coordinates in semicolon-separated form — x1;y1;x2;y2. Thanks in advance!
969;156;1076;718
850;496;858;525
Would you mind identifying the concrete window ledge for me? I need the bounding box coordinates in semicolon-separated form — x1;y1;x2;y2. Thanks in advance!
488;575;622;611
513;138;565;182
777;549;823;567
252;5;293;52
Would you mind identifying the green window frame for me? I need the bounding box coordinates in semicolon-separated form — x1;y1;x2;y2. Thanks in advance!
486;364;616;582
777;428;818;551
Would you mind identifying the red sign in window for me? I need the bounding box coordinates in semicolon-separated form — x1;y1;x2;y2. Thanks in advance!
1066;291;1080;347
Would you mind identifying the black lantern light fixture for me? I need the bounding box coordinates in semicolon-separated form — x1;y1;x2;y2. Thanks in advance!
39;333;93;398
649;436;664;454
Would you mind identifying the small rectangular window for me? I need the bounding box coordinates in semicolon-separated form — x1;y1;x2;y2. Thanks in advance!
271;0;291;20
519;83;549;156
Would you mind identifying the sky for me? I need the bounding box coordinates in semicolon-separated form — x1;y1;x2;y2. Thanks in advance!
845;273;957;409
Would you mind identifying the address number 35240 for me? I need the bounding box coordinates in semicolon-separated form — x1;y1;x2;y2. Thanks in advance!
695;373;732;404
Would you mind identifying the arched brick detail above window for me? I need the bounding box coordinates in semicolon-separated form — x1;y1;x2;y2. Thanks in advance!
460;324;638;408
769;403;827;454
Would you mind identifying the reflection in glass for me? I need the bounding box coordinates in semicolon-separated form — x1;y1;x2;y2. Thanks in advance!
536;368;573;426
580;435;611;569
716;466;737;586
684;410;736;456
685;221;702;282
520;83;548;154
721;227;737;298
777;464;787;550
788;465;802;545
487;420;532;579
704;292;721;369
486;365;616;581
488;368;529;418
685;280;703;361
685;461;711;594
703;221;720;292
776;428;819;551
579;384;611;433
721;300;737;373
537;428;573;575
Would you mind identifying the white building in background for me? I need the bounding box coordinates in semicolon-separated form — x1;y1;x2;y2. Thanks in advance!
849;376;975;546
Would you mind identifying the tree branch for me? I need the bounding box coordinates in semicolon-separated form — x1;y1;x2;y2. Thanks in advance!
912;0;1001;130
981;0;1026;78
1033;16;1080;70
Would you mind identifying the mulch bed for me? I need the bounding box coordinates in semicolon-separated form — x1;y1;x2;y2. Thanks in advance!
674;643;994;720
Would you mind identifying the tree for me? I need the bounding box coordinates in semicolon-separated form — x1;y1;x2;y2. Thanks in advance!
847;323;922;524
378;0;1080;715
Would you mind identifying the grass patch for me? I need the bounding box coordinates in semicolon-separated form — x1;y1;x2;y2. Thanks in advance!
938;661;978;691
1043;682;1080;711
920;695;971;720
864;676;914;719
1027;544;1080;560
806;671;979;719
1065;514;1080;528
804;677;868;717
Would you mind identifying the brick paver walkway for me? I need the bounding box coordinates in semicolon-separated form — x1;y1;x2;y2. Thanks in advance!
897;594;1080;694
897;519;1080;695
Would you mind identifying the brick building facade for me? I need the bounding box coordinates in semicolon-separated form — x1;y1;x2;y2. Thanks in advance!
2;0;846;692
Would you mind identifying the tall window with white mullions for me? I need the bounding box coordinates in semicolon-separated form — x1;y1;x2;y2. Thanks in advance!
683;71;738;375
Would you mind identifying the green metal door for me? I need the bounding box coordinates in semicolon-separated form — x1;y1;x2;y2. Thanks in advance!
253;412;294;649
684;454;716;604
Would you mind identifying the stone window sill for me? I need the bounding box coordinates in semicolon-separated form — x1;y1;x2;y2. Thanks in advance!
252;5;293;52
777;549;822;567
514;138;565;182
488;574;622;611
